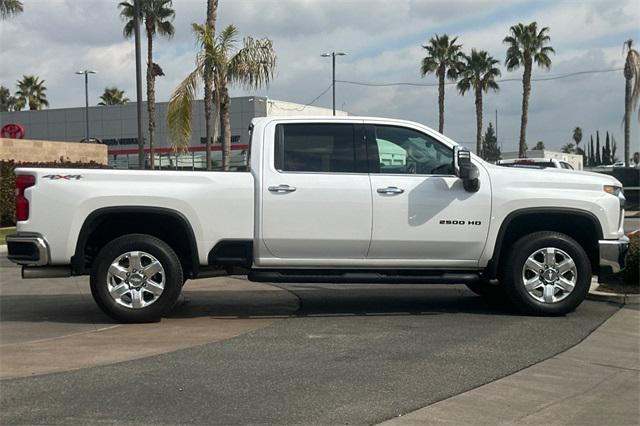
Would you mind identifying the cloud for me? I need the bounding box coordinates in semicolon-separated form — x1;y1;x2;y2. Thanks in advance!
0;0;638;154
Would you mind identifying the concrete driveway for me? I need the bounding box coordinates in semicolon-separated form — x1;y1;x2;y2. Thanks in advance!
0;255;621;424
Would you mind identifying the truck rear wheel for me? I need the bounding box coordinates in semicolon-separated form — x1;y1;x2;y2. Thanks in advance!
503;231;591;316
90;234;183;323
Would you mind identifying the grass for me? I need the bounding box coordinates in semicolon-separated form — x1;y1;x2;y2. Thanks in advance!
0;227;15;245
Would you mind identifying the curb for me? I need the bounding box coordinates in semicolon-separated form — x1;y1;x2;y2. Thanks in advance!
587;279;640;305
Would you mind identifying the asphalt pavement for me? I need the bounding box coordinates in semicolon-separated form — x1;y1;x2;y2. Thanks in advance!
383;305;640;426
1;269;620;425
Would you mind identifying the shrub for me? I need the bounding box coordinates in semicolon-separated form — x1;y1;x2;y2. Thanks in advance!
624;233;639;285
0;159;107;227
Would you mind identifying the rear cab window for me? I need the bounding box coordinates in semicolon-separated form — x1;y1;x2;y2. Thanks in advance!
274;123;366;173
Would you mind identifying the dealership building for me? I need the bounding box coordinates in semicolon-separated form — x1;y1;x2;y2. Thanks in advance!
0;97;346;169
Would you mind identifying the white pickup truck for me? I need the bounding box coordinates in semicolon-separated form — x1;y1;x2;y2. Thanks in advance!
7;116;629;322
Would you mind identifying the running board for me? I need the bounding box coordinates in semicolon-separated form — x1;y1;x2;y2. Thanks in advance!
248;270;480;284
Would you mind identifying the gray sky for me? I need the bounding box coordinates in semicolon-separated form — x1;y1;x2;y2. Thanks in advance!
1;0;639;155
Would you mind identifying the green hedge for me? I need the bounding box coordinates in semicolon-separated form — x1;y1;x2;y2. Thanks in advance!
0;160;107;227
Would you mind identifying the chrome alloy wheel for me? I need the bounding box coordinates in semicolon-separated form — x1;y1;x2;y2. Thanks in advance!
522;247;577;304
106;251;165;309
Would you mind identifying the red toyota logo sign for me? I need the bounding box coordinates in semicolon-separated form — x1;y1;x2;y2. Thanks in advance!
1;123;25;139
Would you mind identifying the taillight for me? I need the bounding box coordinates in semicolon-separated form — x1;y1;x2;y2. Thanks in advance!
15;174;35;221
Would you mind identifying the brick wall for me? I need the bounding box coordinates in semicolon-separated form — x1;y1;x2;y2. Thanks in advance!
0;138;107;164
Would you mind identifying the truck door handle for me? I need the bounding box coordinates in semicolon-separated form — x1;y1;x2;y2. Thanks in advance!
268;184;297;193
377;186;404;195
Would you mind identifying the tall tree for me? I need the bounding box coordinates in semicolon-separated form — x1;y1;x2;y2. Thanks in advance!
481;122;501;162
15;75;48;110
0;0;22;19
595;131;601;165
589;135;595;167
623;39;640;166
119;0;175;169
0;85;15;111
98;87;130;105
612;136;618;163
456;49;501;157
202;0;219;170
603;131;611;165
504;22;555;157
572;126;582;147
168;24;276;170
533;141;545;150
420;34;464;134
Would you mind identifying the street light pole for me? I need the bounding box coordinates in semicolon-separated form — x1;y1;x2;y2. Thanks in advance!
321;52;346;116
75;70;96;142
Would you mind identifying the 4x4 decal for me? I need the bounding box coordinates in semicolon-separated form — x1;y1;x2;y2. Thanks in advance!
42;174;83;180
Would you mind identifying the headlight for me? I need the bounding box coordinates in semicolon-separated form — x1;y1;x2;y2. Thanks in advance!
603;185;623;196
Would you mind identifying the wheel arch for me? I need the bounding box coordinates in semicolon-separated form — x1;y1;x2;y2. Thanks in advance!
486;207;602;279
71;206;199;277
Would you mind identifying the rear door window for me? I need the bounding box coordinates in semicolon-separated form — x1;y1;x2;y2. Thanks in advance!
274;123;360;173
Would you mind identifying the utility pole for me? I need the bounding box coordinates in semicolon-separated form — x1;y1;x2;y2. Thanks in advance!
133;0;145;169
321;52;346;116
75;70;95;142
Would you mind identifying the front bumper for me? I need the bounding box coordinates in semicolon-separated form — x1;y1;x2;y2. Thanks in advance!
6;233;50;266
598;236;630;282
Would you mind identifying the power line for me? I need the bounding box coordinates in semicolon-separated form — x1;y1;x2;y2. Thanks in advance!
336;67;624;88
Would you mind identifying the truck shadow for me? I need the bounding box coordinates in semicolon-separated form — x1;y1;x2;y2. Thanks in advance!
0;284;517;325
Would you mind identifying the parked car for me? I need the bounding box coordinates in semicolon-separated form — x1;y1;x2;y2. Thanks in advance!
497;158;575;169
7;116;629;322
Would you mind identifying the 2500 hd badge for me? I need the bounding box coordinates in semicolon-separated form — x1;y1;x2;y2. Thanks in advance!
439;219;482;225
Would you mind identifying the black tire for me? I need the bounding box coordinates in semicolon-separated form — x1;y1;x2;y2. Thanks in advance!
465;280;507;300
503;231;591;316
90;234;183;323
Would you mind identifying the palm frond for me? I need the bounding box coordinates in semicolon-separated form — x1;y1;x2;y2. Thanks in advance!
167;67;202;151
228;36;277;91
0;0;24;19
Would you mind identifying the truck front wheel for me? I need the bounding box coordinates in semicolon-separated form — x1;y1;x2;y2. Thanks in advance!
503;231;591;316
90;234;183;323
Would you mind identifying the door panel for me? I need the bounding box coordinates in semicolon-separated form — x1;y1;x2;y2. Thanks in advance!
258;121;372;265
365;124;491;267
368;174;491;264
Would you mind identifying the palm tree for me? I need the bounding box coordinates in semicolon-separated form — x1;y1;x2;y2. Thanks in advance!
15;75;48;110
98;87;130;106
572;126;583;147
420;34;464;134
202;0;219;170
623;39;640;166
119;0;175;169
456;49;501;157
561;143;575;154
504;22;555;157
168;24;276;170
0;0;23;19
533;141;545;150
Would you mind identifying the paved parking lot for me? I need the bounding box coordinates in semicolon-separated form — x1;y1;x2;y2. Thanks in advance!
0;255;620;424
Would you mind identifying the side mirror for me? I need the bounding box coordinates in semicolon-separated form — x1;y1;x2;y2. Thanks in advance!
454;147;480;192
